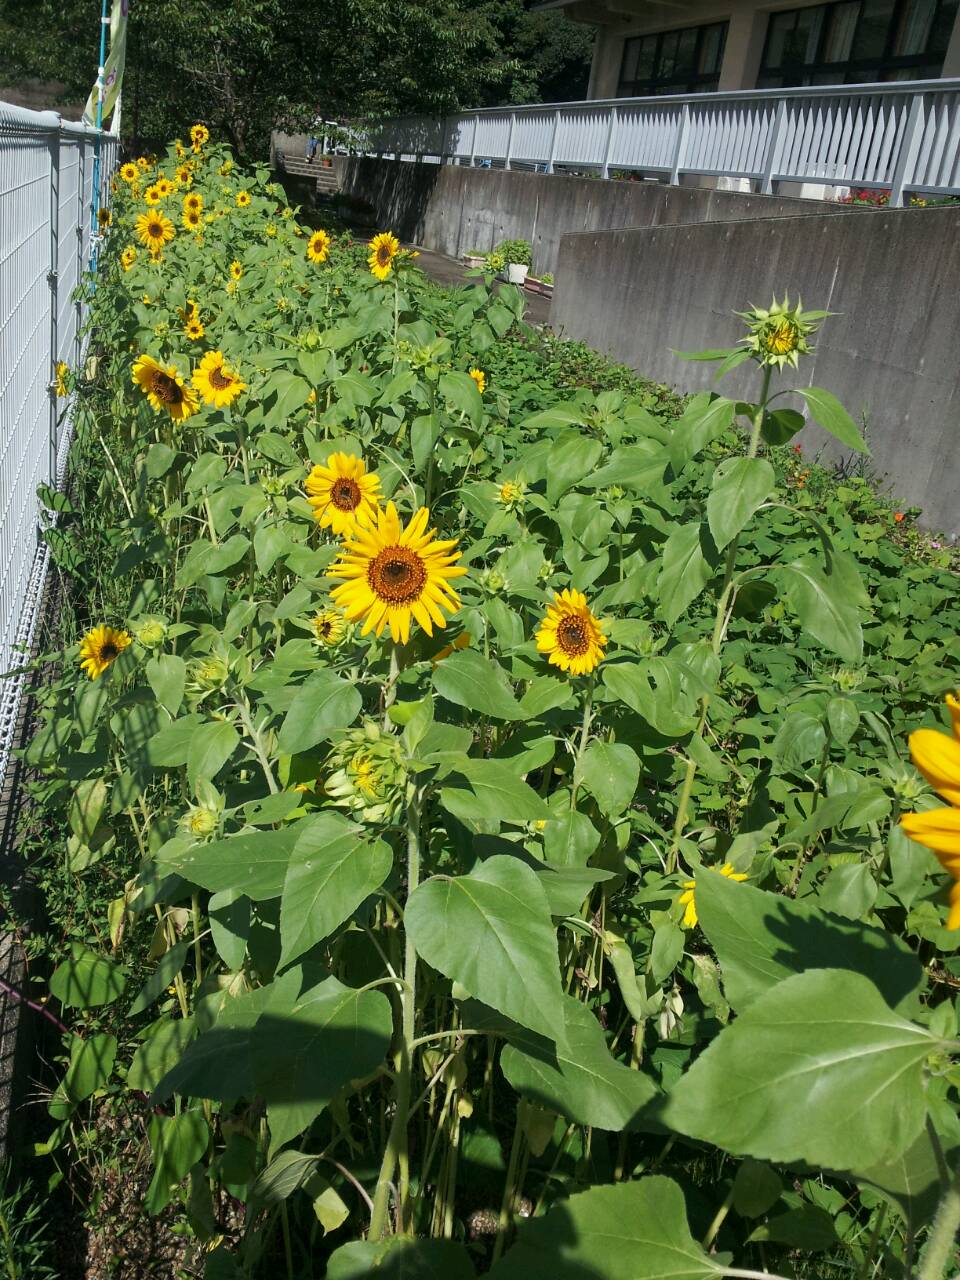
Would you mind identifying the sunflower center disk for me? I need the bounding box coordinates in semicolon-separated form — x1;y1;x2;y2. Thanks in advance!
151;372;183;404
100;643;118;661
557;615;590;656
331;479;361;511
368;547;427;604
208;367;234;390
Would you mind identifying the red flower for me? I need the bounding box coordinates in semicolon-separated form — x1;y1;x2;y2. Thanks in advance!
894;511;905;522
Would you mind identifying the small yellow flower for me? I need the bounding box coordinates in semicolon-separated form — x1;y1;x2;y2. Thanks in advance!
143;184;162;206
535;588;606;677
265;223;277;238
190;123;210;151
307;229;331;264
229;260;243;280
120;162;139;183
469;367;486;395
218;158;234;176
368;231;400;281
678;863;748;929
78;625;131;680
155;177;173;198
175;164;192;187
311;608;348;648
120;245;136;271
192;350;245;408
180;806;218;838
235;190;251;208
54;362;69;398
226;280;237;296
136;156;150;172
185;317;205;341
305;452;382;537
306;388;317;405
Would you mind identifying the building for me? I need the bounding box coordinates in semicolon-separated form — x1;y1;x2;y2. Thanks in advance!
543;0;960;100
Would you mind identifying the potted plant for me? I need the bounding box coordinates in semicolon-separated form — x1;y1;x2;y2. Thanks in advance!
495;238;531;285
524;271;553;298
462;249;487;269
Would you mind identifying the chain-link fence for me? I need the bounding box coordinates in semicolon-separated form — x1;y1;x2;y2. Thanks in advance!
0;101;116;787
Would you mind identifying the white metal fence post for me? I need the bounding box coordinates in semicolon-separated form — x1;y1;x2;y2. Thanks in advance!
669;104;690;185
601;105;619;179
469;114;478;167
760;99;788;195
889;95;925;207
546;109;560;175
504;112;516;170
46;125;61;489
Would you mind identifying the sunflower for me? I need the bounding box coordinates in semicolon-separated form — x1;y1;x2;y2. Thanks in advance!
54;361;69;397
328;502;466;644
368;231;400;281
136;155;150;171
311;607;348;648
143;184;162;206
120;162;139;183
235;190;251;208
155;177;174;198
183;209;202;232
678;863;748;929
218;158;234;176
901;693;960;928
305;452;382;537
135;210;175;253
132;354;199;422
190;123;209;150
307;229;331;264
468;367;486;394
535;588;607;676
229;260;243;280
192;350;245;409
78;624;131;680
183;191;203;216
120;246;136;271
175;164;192;187
185;317;205;340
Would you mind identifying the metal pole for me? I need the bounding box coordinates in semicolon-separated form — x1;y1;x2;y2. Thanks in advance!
88;0;110;273
47;126;62;489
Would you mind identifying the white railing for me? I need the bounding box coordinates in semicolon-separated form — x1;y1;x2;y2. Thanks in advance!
0;101;116;781
356;78;960;205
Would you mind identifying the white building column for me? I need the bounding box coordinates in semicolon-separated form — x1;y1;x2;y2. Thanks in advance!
718;4;768;91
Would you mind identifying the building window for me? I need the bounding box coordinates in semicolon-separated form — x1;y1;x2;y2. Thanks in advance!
618;21;729;97
758;0;959;87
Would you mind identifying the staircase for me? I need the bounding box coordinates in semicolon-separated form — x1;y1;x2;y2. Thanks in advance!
274;151;340;195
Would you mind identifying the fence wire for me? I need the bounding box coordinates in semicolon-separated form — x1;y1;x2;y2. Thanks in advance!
0;101;116;788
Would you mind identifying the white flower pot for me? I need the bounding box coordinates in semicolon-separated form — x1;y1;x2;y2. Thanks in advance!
507;263;529;285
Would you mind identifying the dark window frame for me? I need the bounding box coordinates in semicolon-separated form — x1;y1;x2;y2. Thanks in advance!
757;0;959;87
617;20;729;97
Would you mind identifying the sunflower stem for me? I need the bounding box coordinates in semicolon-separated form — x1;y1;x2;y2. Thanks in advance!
918;1161;960;1280
382;645;401;728
369;782;422;1239
570;673;596;810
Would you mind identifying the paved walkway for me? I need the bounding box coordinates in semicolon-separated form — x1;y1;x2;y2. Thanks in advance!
411;246;552;326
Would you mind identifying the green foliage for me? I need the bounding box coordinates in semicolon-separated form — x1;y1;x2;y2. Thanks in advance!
495;239;532;267
12;133;960;1279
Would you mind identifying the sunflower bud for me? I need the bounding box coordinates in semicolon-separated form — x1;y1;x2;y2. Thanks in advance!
739;296;822;370
323;723;406;824
134;616;168;649
179;805;219;839
186;655;230;699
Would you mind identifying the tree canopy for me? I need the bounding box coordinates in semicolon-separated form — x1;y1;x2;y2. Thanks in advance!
0;0;593;156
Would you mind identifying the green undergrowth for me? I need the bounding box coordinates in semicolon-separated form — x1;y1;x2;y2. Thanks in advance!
3;136;960;1280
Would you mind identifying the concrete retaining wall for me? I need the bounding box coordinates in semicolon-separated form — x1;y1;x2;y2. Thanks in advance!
336;157;851;278
551;208;960;536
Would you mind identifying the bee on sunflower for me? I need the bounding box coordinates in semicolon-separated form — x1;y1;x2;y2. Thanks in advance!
368;231;400;281
307;229;332;264
536;588;607;676
120;246;136;271
192;350;245;408
132;354;199;422
78;625;132;680
305;452;382;537
134;210;175;253
235;190;251;208
119;161;139;183
328;502;466;645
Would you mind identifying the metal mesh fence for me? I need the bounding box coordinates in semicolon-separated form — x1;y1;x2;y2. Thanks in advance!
0;101;116;788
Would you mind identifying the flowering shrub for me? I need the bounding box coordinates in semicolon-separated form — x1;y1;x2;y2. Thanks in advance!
20;133;960;1278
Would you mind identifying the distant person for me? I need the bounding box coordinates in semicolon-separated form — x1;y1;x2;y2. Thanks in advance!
306;135;319;163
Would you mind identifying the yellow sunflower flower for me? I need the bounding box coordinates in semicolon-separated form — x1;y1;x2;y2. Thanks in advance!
185;317;205;341
901;693;960;928
54;362;69;398
78;624;132;680
120;162;139;183
143;184;162;206
192;350;245;409
328;502;466;644
174;140;186;159
229;260;243;280
535;588;607;677
132;354;199;422
469;367;486;394
175;164;192;186
183;209;202;232
134;210;175;252
307;229;331;264
498;480;525;508
678;863;748;929
311;607;349;648
120;246;136;271
190;123;210;151
136;155;150;172
183;191;203;216
97;206;111;230
155;177;174;198
368;231;400;281
305;452;382;537
235;190;251;208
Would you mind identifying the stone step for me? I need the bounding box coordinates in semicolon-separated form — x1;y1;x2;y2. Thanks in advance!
275;152;339;188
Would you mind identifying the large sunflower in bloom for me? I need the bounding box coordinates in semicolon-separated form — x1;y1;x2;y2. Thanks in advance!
192;350;245;408
368;231;399;281
305;452;382;537
190;123;210;151
901;693;960;928
183;209;202;233
235;190;251;208
307;229;331;264
183;191;203;216
134;210;175;253
155;177;174;198
120;162;139;183
536;588;607;676
132;354;199;422
143;184;162;206
78;625;131;680
328;502;466;644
